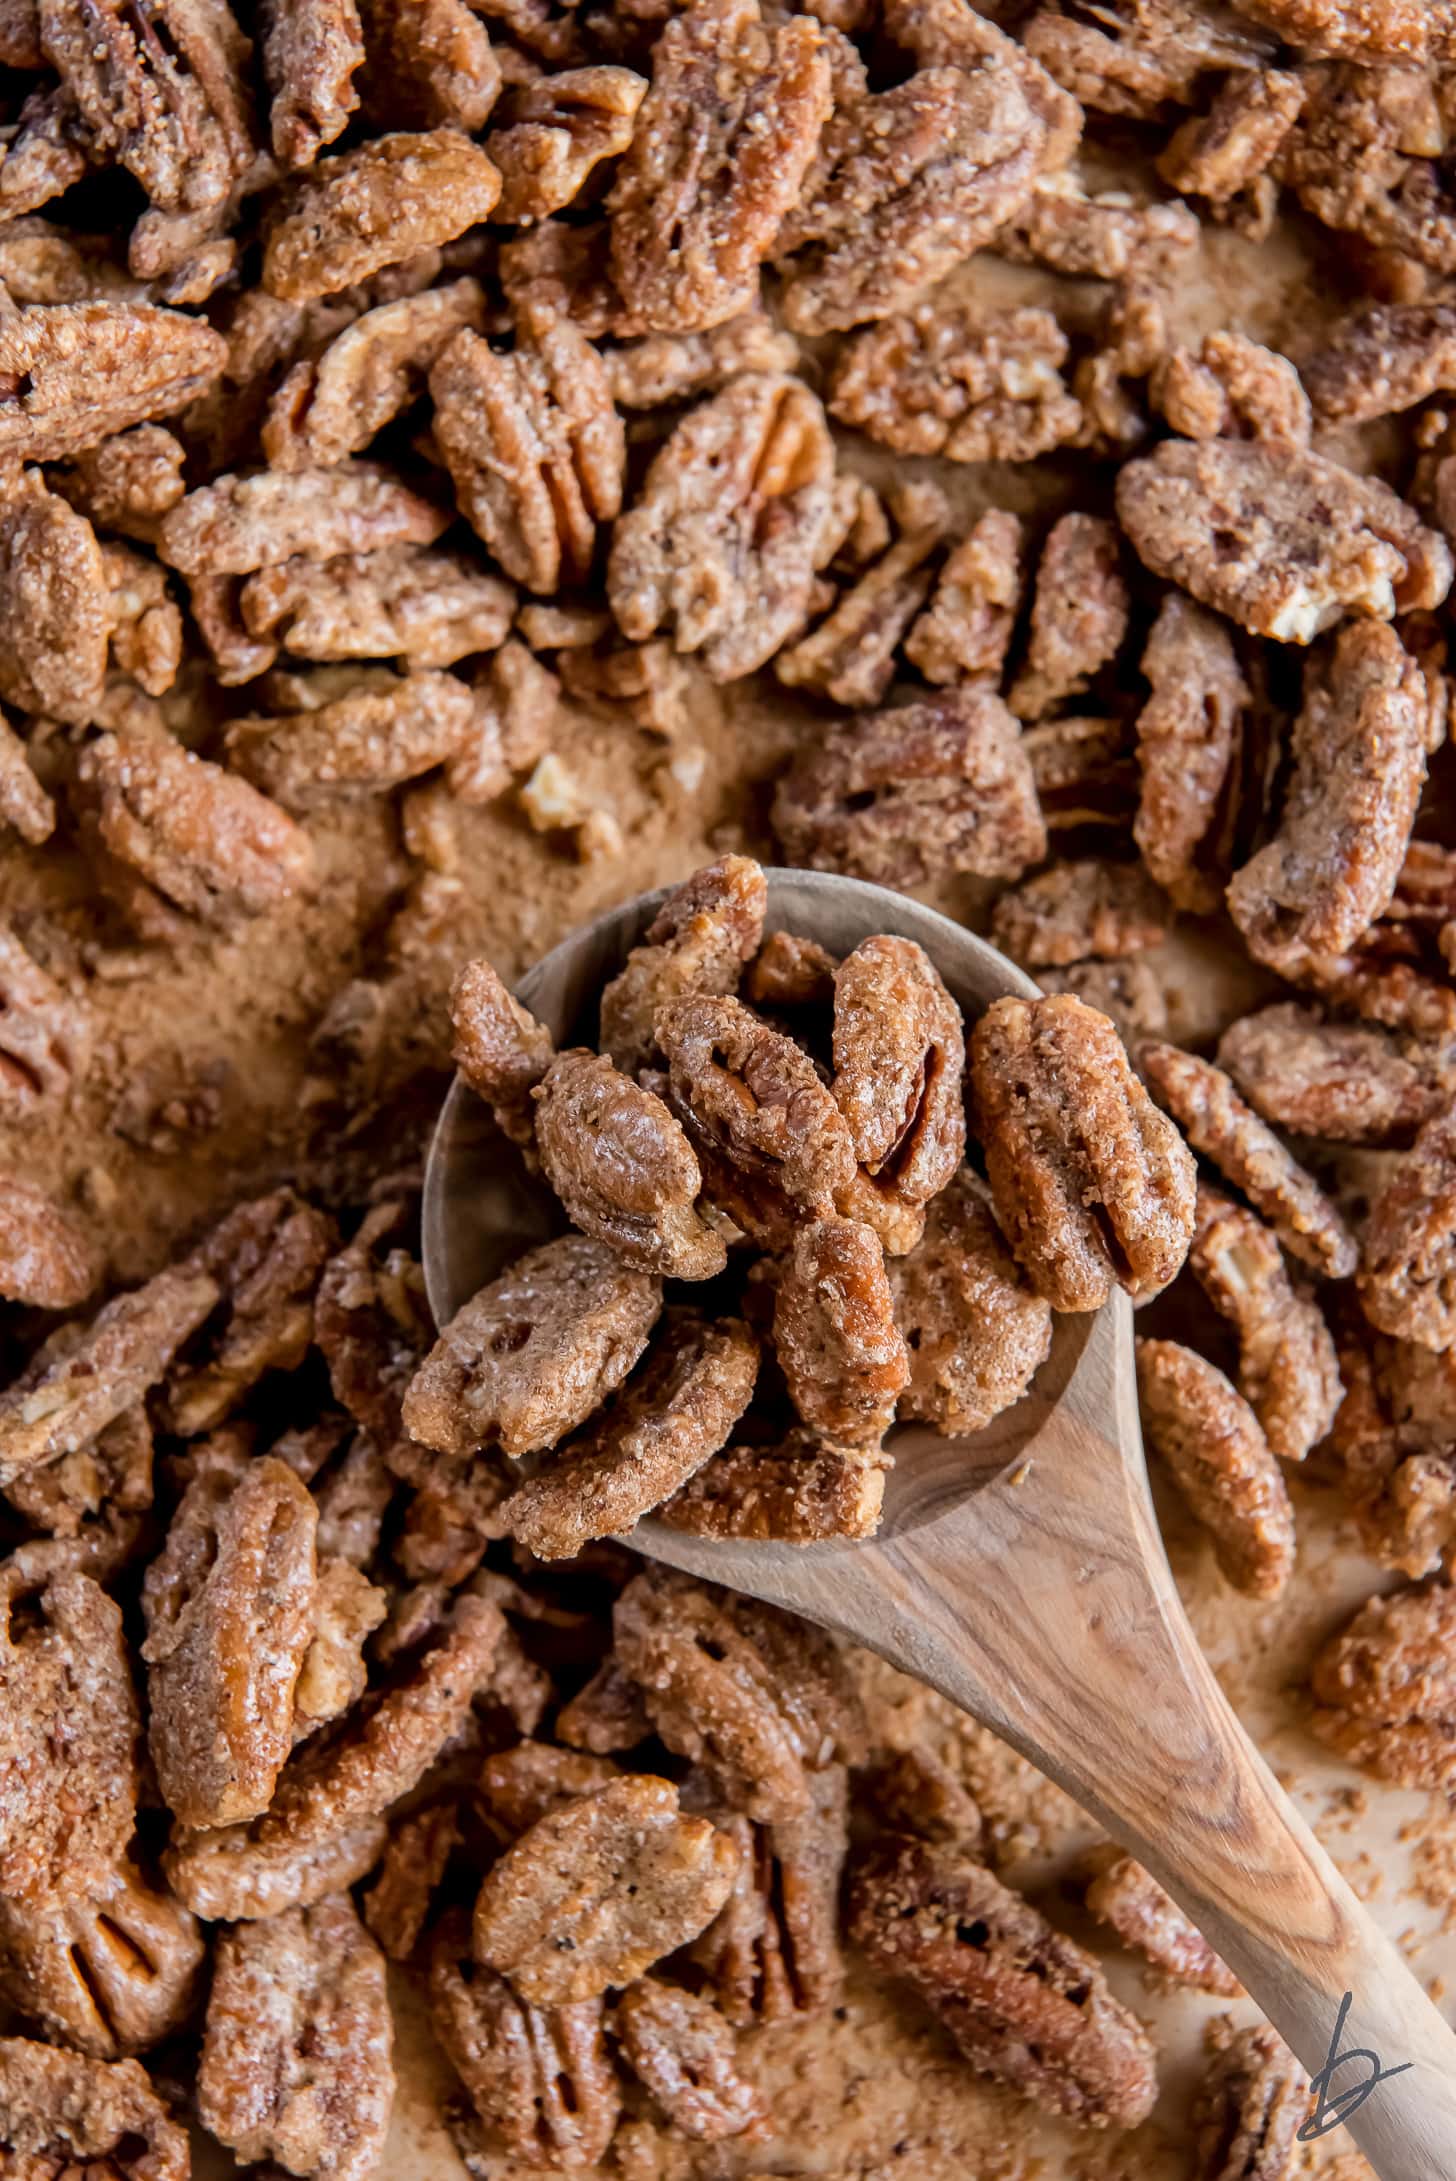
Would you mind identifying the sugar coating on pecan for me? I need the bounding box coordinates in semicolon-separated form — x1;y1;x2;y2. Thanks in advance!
832;934;965;1204
889;1170;1052;1438
773;1217;908;1449
1083;1847;1240;1996
263;0;365;168
491;65;646;227
1217;1001;1451;1147
263;128;503;301
1136;1337;1295;1598
848;1835;1158;2129
905;508;1024;686
315;1201;432;1443
534;1048;727;1279
599;854;766;1075
1227;623;1427;974
240;544;513;669
449;958;554;1154
608;372;841;682
616;1975;764;2139
355;0;501;133
971;994;1197;1312
0;303;226;462
828;302;1081;461
0;2038;188;2181
228;666;480;807
0;1857;203;2059
1305;300;1456;426
1358;1091;1456;1349
478;1743;620;1839
664;1429;888;1541
775;480;950;709
263;277;485;469
1153;330;1312;448
1133;591;1248;914
403;1233;661;1458
1116;438;1452;643
503;1313;759;1558
1192;2016;1308;2181
691;1762;847;2023
1190;1187;1342;1463
0;470;109;726
473;1773;739;2004
1140;1040;1358;1280
198;1894;394;2181
165;1187;337;1438
0;1175;98;1310
991;858;1169;969
773;688;1046;891
1008;513;1129;722
160;460;447;579
603;307;799;410
1310;1580;1456;1792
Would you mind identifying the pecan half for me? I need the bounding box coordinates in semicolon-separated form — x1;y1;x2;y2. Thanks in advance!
241;544;513;668
889;1170;1052;1438
1153;330;1311;448
1084;1848;1240;1996
361;1803;459;1960
478;1744;620;1839
264;128;502;300
262;0;365;168
773;1217;907;1448
1192;2017;1308;2181
603;306;798;410
905;508;1023;686
1310;1580;1456;1791
449;957;555;1151
491;65;645;226
616;1976;763;2138
1134;591;1248;913
775;480;950;709
599;853;766;1075
1190;1188;1341;1463
0;1176;98;1310
263;276;485;469
828;302;1080;461
0;1858;203;2058
355;0;500;133
0;302;226;462
1137;1337;1295;1598
228;667;478;807
991;859;1169;969
663;1430;888;1541
1008;513;1129;722
1358;1092;1456;1349
160;460;447;578
0;2039;188;2181
692;1763;847;2022
832;933;965;1206
1217;1002;1451;1147
0;470;109;725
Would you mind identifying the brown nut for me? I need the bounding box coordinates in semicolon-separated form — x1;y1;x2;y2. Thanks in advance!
889;1170;1052;1438
1134;592;1249;915
0;1858;204;2058
692;1764;848;2023
1310;1581;1456;1793
0;2037;188;2180
599;853;766;1076
1136;1338;1296;1600
1358;1091;1456;1349
831;934;965;1204
773;1217;907;1449
615;1976;764;2139
1217;1002;1452;1148
1083;1847;1240;1997
1192;2016;1308;2181
662;1429;888;1542
1189;1187;1342;1463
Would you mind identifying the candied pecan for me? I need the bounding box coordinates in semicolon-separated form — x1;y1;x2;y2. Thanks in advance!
664;1429;887;1540
356;0;500;133
79;729;315;931
849;1835;1157;2128
263;0;364;167
499;215;640;340
997;169;1198;276
1216;1002;1449;1146
1008;514;1129;722
1304;301;1456;429
1116;438;1451;644
1136;1338;1295;1598
0;716;54;846
558;1659;652;1753
832;933;965;1205
404;1234;661;1458
166;1813;390;1924
905;508;1023;687
658;992;855;1241
1042;956;1170;1044
604;307;798;409
0;1858;203;2060
315;1203;432;1443
607;0;829;334
1020;0;1271;119
599;853;766;1075
199;1894;393;2181
616;1976;762;2139
775;482;949;708
533;1049;727;1280
971;994;1196;1311
490;65;645;226
1294;947;1456;1043
692;1763;846;2023
828;303;1081;462
449;957;555;1151
4;1399;152;1546
745;930;837;1013
1310;1580;1456;1790
361;1803;459;1960
473;1774;738;2003
1193;2016;1308;2181
159;459;446;578
0;471;108;726
0;1565;139;1901
479;1744;619;1838
447;638;561;802
1133;592;1248;913
773;688;1046;890
773;1218;907;1448
607;372;840;682
0;302;225;463
859;1745;984;1851
612;1569;863;1821
0;1176;97;1310
429;305;623;596
1275;61;1456;279
1358;1093;1456;1349
504;1313;758;1557
1083;1847;1240;1996
0;2039;188;2181
102;541;182;698
241;545;513;669
293;1557;387;1739
0;1263;217;1487
1190;1189;1341;1463
1026;713;1138;827
264;128;502;301
991;859;1169;970
0;85;91;222
1153;330;1311;448
166;1188;336;1435
889;1171;1052;1438
228;667;478;806
263;277;484;469
429;1912;620;2170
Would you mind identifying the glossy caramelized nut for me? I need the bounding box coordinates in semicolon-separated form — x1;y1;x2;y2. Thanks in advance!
1136;1338;1295;1600
831;934;965;1205
615;1976;764;2139
772;1217;907;1449
599;853;766;1075
0;1859;204;2058
889;1170;1052;1438
0;2037;188;2180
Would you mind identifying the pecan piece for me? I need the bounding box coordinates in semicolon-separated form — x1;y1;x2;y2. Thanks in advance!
557;1661;653;1755
1140;1041;1358;1280
617;1977;763;2139
612;1568;864;1822
199;1894;394;2181
599;853;766;1075
429;1911;620;2170
1217;1001;1450;1146
603;306;798;410
0;470;108;726
1153;330;1311;448
491;65;645;226
608;0;830;334
1133;592;1248;913
0;302;226;462
1190;1188;1341;1463
0;1858;203;2059
663;1429;887;1541
262;0;365;167
1158;63;1302;228
0;2039;188;2181
0;716;54;846
1020;2;1272;121
503;1313;759;1558
1305;300;1456;428
971;994;1197;1311
315;1202;431;1442
692;1764;847;2021
159;460;447;578
1358;1092;1456;1349
264;128;502;301
0;1565;139;1901
165;1188;336;1436
361;1803;459;1960
889;1170;1052;1438
1193;2017;1308;2181
832;933;965;1202
356;0;500;133
775;479;949;709
773;1218;907;1449
990;859;1169;969
263;277;485;469
479;1745;619;1839
1136;1337;1295;1598
607;372;840;681
1084;1848;1239;1996
0;85;91;223
473;1774;738;2003
403;1234;661;1458
142;1453;319;1828
773;689;1046;891
1042;956;1170;1046
745;929;838;1012
0;1176;98;1309
1310;1580;1456;1791
848;1836;1157;2128
228;667;478;807
905;508;1024;687
241;546;512;669
77;730;316;931
997;169;1199;277
1008;513;1129;721
828;303;1080;461
1116;438;1451;643
533;1048;727;1279
449;957;555;1151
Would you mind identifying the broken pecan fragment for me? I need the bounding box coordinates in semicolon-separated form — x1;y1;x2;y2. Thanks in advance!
889;1171;1052;1438
356;0;500;133
199;1894;394;2181
491;65;645;226
361;1803;459;1960
263;0;365;167
1134;592;1248;913
1116;438;1451;643
263;276;485;469
0;1857;203;2059
1192;2016;1308;2181
1157;64;1304;221
1140;1041;1358;1280
1190;1188;1341;1463
848;1835;1157;2128
0;1175;98;1309
775;481;949;709
0;2038;188;2181
690;1763;846;2023
1310;1580;1456;1792
1217;1002;1450;1147
745;930;837;1013
479;1743;619;1839
1358;1092;1456;1350
0;716;54;846
905;508;1023;687
228;667;478;807
1153;330;1311;448
828;303;1081;461
1084;1848;1240;1996
599;853;766;1075
449;957;554;1151
1137;1338;1295;1598
473;1774;739;2003
315;1202;431;1443
773;1219;907;1449
403;1233;661;1458
166;1188;336;1436
0;302;226;462
608;372;840;681
664;1430;887;1541
773;689;1046;891
617;1976;763;2139
264;128;502;301
503;1313;759;1558
991;859;1169;970
1009;514;1129;721
971;994;1197;1312
603;307;798;410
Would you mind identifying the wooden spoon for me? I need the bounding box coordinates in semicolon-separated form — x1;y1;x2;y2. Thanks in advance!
422;867;1456;2180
